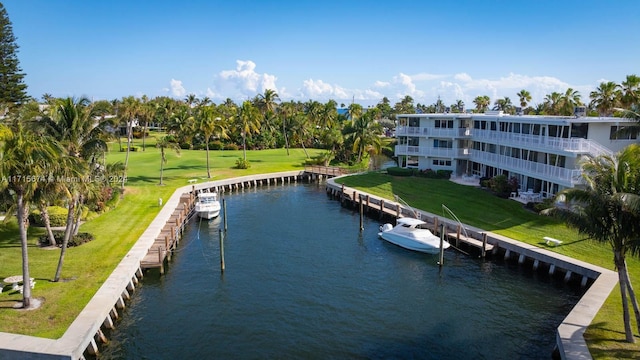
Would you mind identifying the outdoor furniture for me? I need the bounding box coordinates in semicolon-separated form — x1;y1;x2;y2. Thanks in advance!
544;236;563;246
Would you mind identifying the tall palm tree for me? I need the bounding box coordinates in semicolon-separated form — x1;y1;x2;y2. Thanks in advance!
590;81;621;116
235;101;261;160
543;144;640;342
156;136;181;185
344;112;383;163
473;95;490;113
118;96;141;190
493;97;514;113
621;74;640;108
559;88;582;116
198;105;228;178
543;92;563;115
279;101;297;155
0;121;60;308
516;89;532;109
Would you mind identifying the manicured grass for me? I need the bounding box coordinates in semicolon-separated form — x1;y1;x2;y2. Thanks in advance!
0;140;320;338
337;172;640;358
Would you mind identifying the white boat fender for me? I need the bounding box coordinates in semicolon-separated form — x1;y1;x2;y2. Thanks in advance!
379;223;393;232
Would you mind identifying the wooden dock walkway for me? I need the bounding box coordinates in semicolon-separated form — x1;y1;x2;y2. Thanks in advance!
140;193;195;273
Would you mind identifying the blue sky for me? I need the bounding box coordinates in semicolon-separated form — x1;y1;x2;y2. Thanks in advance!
3;0;639;107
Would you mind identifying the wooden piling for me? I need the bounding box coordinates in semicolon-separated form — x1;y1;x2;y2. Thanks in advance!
223;198;227;232
359;195;364;232
219;229;225;272
433;217;439;234
438;223;445;267
481;233;488;258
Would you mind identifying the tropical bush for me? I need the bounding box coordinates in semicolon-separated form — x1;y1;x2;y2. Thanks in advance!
235;158;251;169
29;206;68;227
38;231;94;247
489;174;511;198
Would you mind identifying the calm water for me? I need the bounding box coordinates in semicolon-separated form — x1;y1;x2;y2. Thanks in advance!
99;183;581;359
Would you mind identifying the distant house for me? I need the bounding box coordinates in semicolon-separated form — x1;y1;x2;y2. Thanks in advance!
394;110;637;197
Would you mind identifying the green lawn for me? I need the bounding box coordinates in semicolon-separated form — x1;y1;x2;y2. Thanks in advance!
337;172;640;359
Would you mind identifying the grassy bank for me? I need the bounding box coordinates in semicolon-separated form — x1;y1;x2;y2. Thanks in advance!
336;172;640;359
0;142;320;338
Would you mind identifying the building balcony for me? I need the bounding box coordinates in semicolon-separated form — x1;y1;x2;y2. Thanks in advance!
469;150;583;186
395;145;470;158
396;126;472;138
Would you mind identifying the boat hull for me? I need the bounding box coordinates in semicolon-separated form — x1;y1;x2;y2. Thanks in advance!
197;209;220;219
378;230;450;254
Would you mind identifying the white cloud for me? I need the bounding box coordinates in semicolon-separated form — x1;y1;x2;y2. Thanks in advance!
214;60;279;100
183;59;601;108
170;79;186;97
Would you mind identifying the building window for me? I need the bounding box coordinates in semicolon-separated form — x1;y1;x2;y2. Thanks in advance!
435;120;454;128
433;139;453;148
432;159;452;166
407;156;419;167
610;126;638;140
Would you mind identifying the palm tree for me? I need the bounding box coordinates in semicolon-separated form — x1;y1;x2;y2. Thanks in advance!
279;101;297;155
473;95;490;113
543;92;563;115
493;97;514;113
516;89;532;109
621;74;640;108
543;144;640;342
198;105;228;178
235;101;261;160
156;136;181;185
590;81;621;116
344;112;383;163
118;96;140;190
559;88;582;116
0;121;60;308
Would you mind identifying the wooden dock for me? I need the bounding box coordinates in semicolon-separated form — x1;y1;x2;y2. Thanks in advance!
140;193;195;273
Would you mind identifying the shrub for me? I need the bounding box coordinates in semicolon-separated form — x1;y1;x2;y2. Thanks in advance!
489;174;511;198
386;167;414;176
224;143;239;151
436;170;452;179
209;140;224;150
38;231;94;247
235;158;251;169
30;206;68;227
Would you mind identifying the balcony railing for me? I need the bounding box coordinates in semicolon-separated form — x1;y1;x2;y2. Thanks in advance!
469;150;583;185
397;126;613;158
396;126;471;138
395;145;470;158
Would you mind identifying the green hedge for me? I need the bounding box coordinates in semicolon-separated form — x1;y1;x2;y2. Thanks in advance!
29;206;68;227
38;231;94;247
386;167;452;179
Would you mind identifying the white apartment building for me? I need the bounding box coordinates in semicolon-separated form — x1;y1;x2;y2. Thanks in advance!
394;110;638;197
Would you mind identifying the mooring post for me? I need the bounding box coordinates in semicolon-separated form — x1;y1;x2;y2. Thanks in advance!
438;223;445;267
359;194;364;232
223;198;228;232
433;217;439;234
219;229;225;272
456;225;461;247
481;233;488;258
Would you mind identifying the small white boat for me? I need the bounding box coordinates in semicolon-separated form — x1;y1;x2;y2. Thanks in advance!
195;190;221;219
378;217;450;254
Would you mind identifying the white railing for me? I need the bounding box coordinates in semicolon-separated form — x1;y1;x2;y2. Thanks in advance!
470;151;583;185
395;145;473;158
396;126;471;138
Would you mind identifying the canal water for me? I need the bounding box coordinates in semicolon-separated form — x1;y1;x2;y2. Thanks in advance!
99;183;582;359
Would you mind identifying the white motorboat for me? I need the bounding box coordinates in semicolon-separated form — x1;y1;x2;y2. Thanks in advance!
378;217;450;254
195;190;221;219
